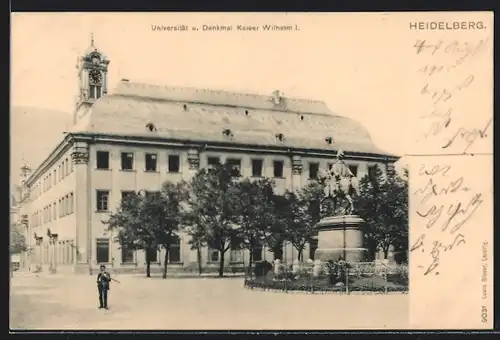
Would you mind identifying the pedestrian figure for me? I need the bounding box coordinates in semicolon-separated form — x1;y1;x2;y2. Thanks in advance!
97;265;111;309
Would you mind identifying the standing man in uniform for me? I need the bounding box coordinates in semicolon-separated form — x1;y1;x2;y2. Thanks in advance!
97;264;111;309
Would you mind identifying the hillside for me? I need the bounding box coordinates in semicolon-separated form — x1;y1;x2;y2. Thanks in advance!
10;106;73;186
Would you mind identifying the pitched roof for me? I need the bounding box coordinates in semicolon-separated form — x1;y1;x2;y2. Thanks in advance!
70;81;394;156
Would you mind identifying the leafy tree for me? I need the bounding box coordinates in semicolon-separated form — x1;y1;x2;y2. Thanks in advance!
186;163;241;277
283;182;323;261
105;192;157;277
148;181;189;278
235;177;276;275
386;167;409;262
262;193;289;261
355;164;408;260
183;220;207;276
11;225;27;254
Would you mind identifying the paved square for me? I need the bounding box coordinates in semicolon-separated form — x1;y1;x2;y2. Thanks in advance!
10;273;409;330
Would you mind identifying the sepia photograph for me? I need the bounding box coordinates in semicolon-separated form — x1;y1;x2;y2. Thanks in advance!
10;12;492;331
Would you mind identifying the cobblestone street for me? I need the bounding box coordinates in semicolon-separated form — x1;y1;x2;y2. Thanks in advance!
10;272;409;330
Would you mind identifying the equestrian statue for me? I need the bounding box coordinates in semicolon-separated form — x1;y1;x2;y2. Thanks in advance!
317;149;360;216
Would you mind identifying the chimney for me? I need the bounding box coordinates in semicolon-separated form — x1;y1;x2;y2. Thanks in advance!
272;90;281;105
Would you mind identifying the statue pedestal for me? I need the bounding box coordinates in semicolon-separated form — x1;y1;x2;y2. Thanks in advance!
314;215;367;262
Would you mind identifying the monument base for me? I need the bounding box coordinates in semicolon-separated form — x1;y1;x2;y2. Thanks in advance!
314;215;367;263
315;248;367;263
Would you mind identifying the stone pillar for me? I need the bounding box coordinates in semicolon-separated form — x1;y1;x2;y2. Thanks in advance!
291;155;302;192
186;149;200;178
103;70;108;95
48;238;55;273
185;149;200;264
38;241;43;270
71;141;91;274
53;239;58;272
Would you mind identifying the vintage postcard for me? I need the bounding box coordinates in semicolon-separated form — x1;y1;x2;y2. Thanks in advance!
10;12;493;330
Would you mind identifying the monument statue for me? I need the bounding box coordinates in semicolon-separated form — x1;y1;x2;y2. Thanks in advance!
314;149;367;263
317;149;360;216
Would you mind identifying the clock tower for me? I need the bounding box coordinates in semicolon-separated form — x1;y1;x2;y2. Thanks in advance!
74;33;110;124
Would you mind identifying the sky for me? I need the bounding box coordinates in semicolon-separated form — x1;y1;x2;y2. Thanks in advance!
11;12;415;161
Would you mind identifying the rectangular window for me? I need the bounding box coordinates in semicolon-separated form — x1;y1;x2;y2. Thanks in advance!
96;239;110;263
145;191;161;200
349;165;358;177
96;151;110;169
121;245;134;263
53;202;57;220
145;153;157;172
58;199;62;217
147;248;157;262
309;239;318;260
226;158;241;176
309;162;319;179
60;198;64;217
368;165;377;180
230;245;244;263
65;195;69;215
251;159;263;177
209;248;220;262
58;165;61;181
48;205;52;222
96;190;110;211
90;85;101;99
65;158;69;175
207;156;220;169
70;159;74;173
121;191;135;200
273;160;284;178
53;170;57;185
168;155;180;173
121;152;134;170
169;236;181;263
252;244;263;262
70;193;74;214
90;85;96;99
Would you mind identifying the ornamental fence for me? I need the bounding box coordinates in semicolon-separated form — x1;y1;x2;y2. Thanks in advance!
244;260;409;294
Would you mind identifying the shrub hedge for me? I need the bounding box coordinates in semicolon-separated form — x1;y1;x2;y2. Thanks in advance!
244;272;408;293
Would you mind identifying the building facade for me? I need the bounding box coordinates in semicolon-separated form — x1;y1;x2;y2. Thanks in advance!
17;39;399;274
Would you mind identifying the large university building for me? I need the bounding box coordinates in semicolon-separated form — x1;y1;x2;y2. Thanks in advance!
15;39;399;274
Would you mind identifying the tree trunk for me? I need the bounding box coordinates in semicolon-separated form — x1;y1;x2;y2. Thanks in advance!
196;246;202;276
298;249;303;262
248;250;253;279
162;248;169;279
272;245;283;261
218;250;224;277
383;246;390;260
145;247;152;277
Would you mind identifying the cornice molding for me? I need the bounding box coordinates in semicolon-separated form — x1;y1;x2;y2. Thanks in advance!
24;134;93;186
24;132;399;186
80;133;399;161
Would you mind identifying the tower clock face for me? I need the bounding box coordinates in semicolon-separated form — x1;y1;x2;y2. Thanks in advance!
89;70;103;84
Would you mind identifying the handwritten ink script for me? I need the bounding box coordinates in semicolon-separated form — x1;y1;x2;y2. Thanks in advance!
412;38;493;155
411;163;485;276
